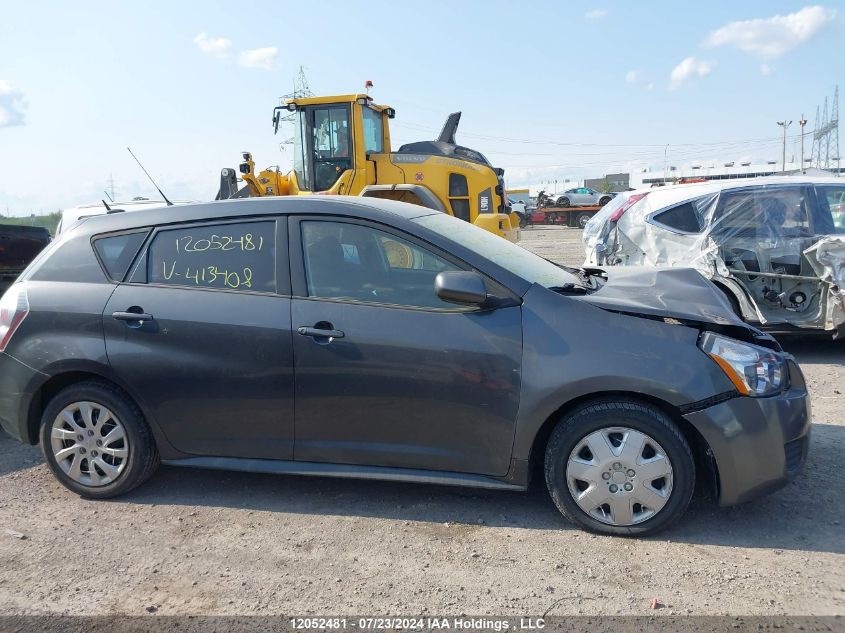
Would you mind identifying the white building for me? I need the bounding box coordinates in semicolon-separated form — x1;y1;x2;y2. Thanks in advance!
629;160;842;189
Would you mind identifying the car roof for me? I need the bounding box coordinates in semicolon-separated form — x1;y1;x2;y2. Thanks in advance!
639;175;842;196
68;196;441;236
628;175;844;211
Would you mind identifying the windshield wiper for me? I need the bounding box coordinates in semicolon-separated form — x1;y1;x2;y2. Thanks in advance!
549;283;589;295
541;257;592;287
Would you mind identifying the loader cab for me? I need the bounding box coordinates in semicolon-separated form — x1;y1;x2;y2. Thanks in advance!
276;95;393;194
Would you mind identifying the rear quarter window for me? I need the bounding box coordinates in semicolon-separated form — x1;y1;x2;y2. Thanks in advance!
28;234;107;283
651;199;707;233
93;231;149;281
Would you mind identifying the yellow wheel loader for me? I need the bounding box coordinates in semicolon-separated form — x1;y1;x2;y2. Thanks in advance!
215;94;519;241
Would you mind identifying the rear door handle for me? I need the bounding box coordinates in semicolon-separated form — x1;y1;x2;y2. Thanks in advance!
112;310;154;329
297;326;345;339
113;311;154;322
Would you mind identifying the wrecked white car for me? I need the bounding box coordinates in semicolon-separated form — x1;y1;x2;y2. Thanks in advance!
583;177;845;336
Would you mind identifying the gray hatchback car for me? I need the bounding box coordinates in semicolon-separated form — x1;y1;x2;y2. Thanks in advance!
0;197;810;535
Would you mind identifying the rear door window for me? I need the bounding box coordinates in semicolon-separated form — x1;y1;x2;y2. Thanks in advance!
146;221;276;292
713;187;811;240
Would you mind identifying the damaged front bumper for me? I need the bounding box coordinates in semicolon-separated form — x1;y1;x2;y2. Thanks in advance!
682;357;811;506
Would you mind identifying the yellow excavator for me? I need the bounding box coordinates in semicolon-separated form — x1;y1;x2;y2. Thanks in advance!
215;94;519;241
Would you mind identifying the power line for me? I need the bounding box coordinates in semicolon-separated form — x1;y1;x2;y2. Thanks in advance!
391;120;812;150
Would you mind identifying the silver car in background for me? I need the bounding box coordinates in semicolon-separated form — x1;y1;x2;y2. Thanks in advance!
557;187;615;208
583;176;845;336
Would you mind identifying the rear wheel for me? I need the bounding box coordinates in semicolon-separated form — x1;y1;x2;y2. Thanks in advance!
40;381;159;499
599;196;612;206
575;212;593;229
544;399;695;536
558;197;571;208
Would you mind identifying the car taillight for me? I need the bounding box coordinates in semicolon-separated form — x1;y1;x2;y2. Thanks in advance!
0;284;29;353
609;192;648;222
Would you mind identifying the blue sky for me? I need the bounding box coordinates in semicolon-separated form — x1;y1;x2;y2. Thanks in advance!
0;1;842;214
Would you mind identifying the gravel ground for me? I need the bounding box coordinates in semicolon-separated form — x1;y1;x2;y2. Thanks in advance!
0;226;842;617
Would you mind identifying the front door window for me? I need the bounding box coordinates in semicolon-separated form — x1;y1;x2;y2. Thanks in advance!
301;220;461;308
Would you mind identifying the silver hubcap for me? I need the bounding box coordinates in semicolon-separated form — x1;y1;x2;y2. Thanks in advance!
566;427;673;526
50;402;129;487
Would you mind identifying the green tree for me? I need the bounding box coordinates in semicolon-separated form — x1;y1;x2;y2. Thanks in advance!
598;178;614;193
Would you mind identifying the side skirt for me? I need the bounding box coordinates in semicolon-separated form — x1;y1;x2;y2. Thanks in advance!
161;457;528;492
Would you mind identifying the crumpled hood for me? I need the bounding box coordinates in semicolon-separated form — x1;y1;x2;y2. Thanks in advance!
574;266;744;326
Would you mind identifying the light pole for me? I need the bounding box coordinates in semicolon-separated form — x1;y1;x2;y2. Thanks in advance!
798;115;808;174
777;120;792;172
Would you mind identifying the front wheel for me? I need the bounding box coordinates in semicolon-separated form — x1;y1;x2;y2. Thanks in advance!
558;197;571;208
599;196;612;206
40;381;160;499
544;399;695;536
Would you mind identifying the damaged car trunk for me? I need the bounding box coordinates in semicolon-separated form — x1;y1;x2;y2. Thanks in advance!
583;177;845;337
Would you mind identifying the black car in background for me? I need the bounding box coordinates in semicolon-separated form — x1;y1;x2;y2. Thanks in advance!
0;197;810;536
0;224;51;294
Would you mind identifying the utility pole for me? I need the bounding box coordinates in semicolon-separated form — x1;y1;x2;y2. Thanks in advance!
777;120;792;172
663;144;669;184
799;115;808;173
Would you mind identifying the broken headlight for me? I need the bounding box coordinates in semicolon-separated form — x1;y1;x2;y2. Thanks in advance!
699;332;785;397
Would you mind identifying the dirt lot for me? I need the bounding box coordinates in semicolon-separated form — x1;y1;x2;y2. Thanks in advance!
0;226;842;617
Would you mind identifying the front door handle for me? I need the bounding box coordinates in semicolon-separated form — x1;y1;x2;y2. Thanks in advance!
297;325;345;340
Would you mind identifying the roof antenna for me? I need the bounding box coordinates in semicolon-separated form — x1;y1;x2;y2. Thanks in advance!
102;199;112;211
126;147;174;206
103;189;114;203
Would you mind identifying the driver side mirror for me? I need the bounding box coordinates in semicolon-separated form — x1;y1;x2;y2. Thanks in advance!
435;271;488;306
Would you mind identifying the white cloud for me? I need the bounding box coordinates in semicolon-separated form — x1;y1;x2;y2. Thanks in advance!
238;47;278;70
625;70;639;83
585;9;608;19
193;32;232;58
760;63;772;76
669;57;713;90
0;80;26;127
703;5;837;59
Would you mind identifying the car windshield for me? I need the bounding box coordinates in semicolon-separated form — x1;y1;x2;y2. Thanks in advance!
414;213;585;288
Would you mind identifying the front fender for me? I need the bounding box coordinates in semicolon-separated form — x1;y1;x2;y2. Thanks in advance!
511;285;735;460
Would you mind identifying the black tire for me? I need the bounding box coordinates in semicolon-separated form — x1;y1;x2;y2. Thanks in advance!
40;381;159;499
558;197;571;208
575;212;592;229
544;399;695;536
599;196;612;207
